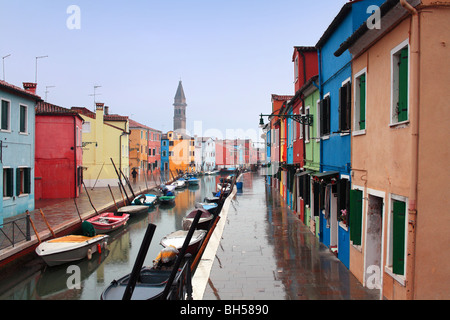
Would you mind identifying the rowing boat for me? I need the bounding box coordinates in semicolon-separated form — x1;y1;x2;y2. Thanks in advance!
87;212;130;234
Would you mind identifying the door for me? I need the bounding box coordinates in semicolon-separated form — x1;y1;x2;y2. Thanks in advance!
365;195;383;289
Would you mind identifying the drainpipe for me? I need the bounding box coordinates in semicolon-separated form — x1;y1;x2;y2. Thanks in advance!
400;0;419;300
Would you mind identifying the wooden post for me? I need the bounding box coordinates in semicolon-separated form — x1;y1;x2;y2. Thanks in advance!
39;209;56;238
83;182;98;215
27;211;41;243
108;184;119;211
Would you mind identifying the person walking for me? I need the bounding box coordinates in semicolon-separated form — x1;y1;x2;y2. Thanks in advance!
131;168;138;183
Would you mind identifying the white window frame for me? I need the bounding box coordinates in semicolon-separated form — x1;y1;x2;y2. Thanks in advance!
1;98;11;132
353;68;367;136
390;39;410;127
19;104;28;134
294;56;299;83
385;193;408;286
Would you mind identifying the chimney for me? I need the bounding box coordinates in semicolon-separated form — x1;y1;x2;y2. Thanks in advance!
104;106;109;115
23;82;37;95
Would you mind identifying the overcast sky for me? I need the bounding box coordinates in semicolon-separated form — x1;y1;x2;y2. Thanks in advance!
0;0;348;142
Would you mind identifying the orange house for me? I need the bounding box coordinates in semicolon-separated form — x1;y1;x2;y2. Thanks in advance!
336;0;450;299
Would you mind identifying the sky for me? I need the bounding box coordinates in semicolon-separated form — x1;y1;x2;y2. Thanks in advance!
0;0;349;143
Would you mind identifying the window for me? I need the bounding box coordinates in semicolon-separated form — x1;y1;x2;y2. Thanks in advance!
391;40;409;124
339;80;351;132
349;188;363;246
17;167;31;195
294;56;299;82
3;168;13;197
387;196;407;277
320;94;330;136
162;150;167;157
19;105;28;134
354;70;366;133
82;122;91;133
1;99;10;131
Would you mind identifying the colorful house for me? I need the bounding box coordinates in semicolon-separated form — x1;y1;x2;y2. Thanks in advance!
161;133;170;173
129;119;151;176
72;103;129;188
0;81;41;222
166;131;195;174
315;0;384;268
35;102;84;199
147;127;162;172
335;0;450;299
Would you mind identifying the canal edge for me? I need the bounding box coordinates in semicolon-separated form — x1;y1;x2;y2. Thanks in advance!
192;184;238;300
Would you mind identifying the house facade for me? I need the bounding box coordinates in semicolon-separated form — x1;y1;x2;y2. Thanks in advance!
335;0;450;300
129;119;150;176
72;103;129;188
35;102;84;199
0;81;41;222
315;0;385;269
147;128;162;172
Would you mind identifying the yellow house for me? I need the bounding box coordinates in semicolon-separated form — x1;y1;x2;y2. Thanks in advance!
72;103;129;188
167;131;195;174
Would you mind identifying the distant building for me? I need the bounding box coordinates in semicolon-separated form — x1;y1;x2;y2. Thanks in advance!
72;103;130;188
173;80;187;134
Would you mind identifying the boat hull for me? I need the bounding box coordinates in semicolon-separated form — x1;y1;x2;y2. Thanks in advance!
87;212;130;234
118;205;148;215
36;235;109;267
160;230;206;255
132;194;158;206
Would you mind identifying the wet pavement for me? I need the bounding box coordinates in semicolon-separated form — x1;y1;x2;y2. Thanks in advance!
202;173;380;300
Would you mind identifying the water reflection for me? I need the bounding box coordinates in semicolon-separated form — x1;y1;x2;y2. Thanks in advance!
0;175;221;300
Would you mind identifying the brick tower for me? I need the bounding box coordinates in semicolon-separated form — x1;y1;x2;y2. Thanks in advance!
173;80;187;133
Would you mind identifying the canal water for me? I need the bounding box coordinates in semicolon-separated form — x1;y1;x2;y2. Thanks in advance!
0;175;221;300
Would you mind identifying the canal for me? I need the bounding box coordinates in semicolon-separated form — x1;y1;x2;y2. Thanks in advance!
0;175;221;300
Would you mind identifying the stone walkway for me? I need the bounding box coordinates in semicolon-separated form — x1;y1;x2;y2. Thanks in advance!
202;173;380;300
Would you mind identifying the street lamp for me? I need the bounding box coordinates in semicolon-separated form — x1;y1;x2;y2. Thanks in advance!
259;113;313;128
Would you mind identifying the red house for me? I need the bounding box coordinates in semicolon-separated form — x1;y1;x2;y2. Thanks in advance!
289;46;318;166
35;102;84;199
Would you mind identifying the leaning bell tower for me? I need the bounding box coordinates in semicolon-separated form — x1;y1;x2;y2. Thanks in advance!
173;80;187;134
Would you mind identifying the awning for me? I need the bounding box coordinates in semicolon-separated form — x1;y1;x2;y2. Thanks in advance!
310;171;339;182
295;170;314;177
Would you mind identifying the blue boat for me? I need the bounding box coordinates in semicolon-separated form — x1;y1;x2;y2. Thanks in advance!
187;177;199;186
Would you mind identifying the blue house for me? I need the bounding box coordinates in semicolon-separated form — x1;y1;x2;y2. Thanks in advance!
161;133;170;173
1;81;42;224
315;0;384;269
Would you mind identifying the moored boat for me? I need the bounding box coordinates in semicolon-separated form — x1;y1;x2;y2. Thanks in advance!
171;179;186;189
132;194;158;206
182;209;214;231
118;205;149;215
158;195;176;205
35;234;109;267
160;229;206;255
87;212;130;234
187;177;199;186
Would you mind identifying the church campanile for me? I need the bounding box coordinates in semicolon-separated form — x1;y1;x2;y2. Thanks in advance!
173;80;187;133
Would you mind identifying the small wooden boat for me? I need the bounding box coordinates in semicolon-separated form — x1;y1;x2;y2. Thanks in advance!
35;234;109;267
182;209;214;231
87;212;130;234
118;205;148;215
160;184;176;193
158;195;176;205
187;177;199;185
132;194;158;206
204;196;221;204
171;179;186;189
160;230;206;255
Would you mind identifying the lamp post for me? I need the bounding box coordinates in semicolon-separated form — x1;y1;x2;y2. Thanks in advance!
259;113;313;127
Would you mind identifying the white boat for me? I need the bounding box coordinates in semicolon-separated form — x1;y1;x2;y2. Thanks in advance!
132;194;158;206
160;230;206;255
36;234;109;267
118;205;149;215
160;184;176;193
171;179;186;189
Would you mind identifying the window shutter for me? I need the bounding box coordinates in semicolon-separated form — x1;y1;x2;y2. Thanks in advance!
392;200;406;275
350;189;363;245
398;48;408;122
16;168;21;196
339;86;343;131
313;181;320;216
20;106;26;133
320;100;325;136
359;75;366;130
346;82;351;130
24;168;31;194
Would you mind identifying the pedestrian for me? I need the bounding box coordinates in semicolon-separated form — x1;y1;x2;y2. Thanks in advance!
131;168;138;183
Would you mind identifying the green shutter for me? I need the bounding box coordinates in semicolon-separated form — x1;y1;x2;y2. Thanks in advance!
359;74;366;130
20;105;26;133
1;100;9;130
392;200;406;275
350;189;363;245
398;48;408;122
24;168;31;194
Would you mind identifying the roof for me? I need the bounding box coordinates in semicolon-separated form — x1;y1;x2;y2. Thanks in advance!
271;94;294;102
315;2;354;48
71;106;129;121
174;80;187;105
288;75;319;107
36;101;84;120
0;80;42;101
129;118;161;132
334;0;418;57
